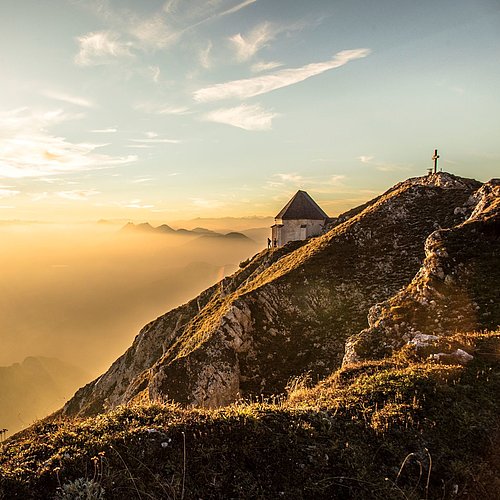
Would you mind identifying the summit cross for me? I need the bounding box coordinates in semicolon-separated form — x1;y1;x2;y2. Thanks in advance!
432;149;440;174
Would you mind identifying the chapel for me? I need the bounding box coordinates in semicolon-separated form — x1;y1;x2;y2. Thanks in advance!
271;190;328;247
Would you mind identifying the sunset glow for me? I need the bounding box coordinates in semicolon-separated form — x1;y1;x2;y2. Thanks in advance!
0;0;499;222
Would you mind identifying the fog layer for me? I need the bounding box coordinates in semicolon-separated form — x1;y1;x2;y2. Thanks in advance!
0;223;264;377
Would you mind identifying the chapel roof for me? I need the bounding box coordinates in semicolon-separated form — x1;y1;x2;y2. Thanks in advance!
275;190;328;220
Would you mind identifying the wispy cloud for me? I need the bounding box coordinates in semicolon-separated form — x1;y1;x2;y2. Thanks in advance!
131;177;154;184
0;108;136;178
90;128;117;133
199;40;213;69
229;21;277;62
165;0;258;30
75;31;133;66
131;138;181;144
203;104;277;130
57;189;100;201
0;188;20;199
357;155;374;164
134;102;191;115
265;172;346;192
251;60;283;73
218;0;258;17
42;90;94;108
129;14;179;50
77;0;257;66
276;173;303;183
149;65;161;83
190;197;224;209
357;155;410;172
194;48;371;102
329;174;345;185
124;199;154;209
375;164;411;172
157;106;191;115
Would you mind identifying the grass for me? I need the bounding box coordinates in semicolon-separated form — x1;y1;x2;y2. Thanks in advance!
1;330;499;499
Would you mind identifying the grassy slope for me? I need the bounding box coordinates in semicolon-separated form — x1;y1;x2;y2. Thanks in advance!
2;331;499;500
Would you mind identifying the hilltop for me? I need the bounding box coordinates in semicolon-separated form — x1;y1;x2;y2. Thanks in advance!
1;172;499;499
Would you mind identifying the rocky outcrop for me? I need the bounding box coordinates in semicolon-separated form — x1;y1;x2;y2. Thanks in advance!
343;179;499;364
63;173;497;417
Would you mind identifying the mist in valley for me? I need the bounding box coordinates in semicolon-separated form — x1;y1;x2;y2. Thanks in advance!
0;220;267;436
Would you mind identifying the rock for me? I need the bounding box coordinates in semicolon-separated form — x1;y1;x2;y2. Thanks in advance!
430;348;474;365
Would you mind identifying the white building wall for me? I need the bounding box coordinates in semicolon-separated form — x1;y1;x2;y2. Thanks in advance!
272;219;325;247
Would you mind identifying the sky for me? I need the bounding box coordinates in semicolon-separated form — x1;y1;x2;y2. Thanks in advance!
0;0;499;222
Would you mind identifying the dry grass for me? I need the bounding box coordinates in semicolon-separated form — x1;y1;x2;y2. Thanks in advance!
1;330;499;499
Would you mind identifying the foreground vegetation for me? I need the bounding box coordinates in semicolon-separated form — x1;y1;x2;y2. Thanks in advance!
1;331;499;499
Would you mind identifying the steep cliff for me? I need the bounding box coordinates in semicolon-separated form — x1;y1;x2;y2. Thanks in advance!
64;172;498;417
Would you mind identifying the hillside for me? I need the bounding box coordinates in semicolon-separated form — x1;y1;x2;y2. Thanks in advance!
62;172;498;417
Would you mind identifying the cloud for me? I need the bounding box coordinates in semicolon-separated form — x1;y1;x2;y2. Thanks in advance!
0;108;136;178
75;0;258;69
375;164;411;172
194;48;371;102
42;90;94;108
190;197;224;209
131;177;154;184
75;31;133;66
329;174;345;185
57;189;100;201
357;155;410;172
0;189;20;199
124;199;154;209
157;106;190;115
251;61;283;73
229;21;277;62
203;104;277;130
149;65;161;83
218;0;258;17
276;173;303;183
199;40;213;69
357;155;374;164
129;15;179;49
131;138;181;144
164;0;258;29
265;172;346;192
90;128;117;133
134;102;191;115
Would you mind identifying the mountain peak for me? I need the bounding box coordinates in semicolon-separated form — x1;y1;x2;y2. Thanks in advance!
400;171;481;190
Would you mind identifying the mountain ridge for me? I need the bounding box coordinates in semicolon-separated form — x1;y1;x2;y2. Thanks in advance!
63;172;498;417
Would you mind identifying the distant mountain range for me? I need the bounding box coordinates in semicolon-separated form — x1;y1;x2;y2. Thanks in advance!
121;222;252;241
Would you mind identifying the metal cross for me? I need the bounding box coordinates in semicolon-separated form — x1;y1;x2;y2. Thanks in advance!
432;149;439;174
